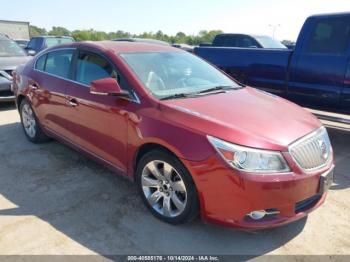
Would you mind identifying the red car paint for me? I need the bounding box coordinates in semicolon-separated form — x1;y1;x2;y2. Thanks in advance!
13;41;334;229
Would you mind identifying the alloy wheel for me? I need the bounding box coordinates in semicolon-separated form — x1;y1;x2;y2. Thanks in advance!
21;104;36;138
141;160;187;217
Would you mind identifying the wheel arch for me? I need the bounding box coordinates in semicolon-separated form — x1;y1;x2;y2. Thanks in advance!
16;94;27;110
132;142;180;178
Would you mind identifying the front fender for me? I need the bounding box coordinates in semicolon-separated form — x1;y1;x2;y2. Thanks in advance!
126;108;216;178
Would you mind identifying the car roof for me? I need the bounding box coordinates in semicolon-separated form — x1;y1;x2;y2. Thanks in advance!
113;38;170;46
216;33;250;37
308;12;350;18
31;35;74;39
54;41;182;54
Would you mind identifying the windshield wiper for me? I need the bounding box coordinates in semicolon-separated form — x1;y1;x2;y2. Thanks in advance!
160;93;196;100
160;85;240;100
197;85;238;94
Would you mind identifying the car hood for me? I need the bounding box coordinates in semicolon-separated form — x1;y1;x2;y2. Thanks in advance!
0;56;31;71
160;87;321;151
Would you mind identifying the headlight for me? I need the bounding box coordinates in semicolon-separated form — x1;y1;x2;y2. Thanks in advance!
208;136;290;173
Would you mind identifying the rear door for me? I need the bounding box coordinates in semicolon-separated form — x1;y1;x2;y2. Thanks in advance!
30;48;75;136
288;15;350;111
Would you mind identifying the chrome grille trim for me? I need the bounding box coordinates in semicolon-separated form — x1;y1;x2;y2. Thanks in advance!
289;127;331;172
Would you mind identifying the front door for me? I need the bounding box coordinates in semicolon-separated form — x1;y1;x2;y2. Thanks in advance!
64;49;132;172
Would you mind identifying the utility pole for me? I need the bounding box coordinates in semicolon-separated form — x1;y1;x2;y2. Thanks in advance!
269;24;280;40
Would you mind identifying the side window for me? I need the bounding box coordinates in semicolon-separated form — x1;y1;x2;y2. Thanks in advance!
35;54;47;71
237;36;257;48
307;17;350;54
27;38;40;51
45;38;74;48
213;36;226;47
45;38;60;48
225;36;237;47
44;49;74;78
76;51;117;85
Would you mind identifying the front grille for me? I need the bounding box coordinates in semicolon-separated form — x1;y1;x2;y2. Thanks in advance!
295;195;321;213
289;127;331;171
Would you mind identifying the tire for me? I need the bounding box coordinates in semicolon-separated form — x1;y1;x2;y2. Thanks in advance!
19;99;50;143
136;149;199;224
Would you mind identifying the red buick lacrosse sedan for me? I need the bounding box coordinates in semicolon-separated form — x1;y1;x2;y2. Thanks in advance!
12;41;334;229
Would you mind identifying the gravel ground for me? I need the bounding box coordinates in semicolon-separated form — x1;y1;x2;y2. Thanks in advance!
0;102;349;259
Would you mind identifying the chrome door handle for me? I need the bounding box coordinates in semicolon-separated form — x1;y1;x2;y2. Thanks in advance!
29;83;39;90
67;99;78;107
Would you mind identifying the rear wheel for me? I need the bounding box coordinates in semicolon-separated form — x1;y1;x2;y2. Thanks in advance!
20;99;50;143
136;149;199;224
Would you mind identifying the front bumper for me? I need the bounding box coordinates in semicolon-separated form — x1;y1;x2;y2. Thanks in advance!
182;152;334;229
0;77;15;102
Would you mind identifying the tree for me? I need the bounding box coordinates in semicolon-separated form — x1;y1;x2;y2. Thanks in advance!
198;30;223;44
49;26;71;36
174;32;187;44
30;24;225;46
71;30;91;41
30;26;47;36
155;30;164;40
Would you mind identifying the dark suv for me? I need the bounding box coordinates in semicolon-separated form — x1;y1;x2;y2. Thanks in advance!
25;36;75;55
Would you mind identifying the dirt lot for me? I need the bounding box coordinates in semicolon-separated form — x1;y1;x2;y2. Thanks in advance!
0;102;349;258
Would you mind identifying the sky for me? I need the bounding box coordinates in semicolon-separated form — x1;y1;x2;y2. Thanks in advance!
2;0;350;41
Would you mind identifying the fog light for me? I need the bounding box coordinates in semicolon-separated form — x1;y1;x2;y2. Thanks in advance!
247;210;267;220
247;209;280;220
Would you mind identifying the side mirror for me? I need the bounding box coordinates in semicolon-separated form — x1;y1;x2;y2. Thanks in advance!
26;49;36;56
90;77;130;97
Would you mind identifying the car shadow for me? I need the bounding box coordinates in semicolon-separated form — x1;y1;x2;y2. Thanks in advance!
327;127;350;190
0;121;335;257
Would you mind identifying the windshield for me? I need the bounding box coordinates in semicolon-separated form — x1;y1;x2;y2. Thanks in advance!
255;36;287;49
0;39;26;57
120;52;241;99
45;38;74;48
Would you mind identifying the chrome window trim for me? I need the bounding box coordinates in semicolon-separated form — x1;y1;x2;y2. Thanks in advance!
33;47;76;70
288;126;332;172
33;48;141;104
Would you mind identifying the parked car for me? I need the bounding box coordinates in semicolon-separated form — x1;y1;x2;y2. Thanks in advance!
15;39;29;49
194;12;350;116
114;38;194;52
172;43;195;53
0;34;30;102
25;36;75;55
13;41;334;229
113;38;170;46
203;33;287;49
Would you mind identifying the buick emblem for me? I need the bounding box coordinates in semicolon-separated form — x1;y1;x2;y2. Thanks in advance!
318;139;328;160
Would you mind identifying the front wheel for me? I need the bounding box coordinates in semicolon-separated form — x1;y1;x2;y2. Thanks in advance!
136;149;199;224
